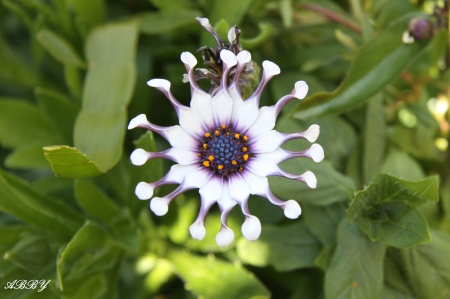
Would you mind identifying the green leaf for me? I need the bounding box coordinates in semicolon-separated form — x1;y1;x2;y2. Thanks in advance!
4;236;52;273
363;93;385;184
347;174;439;247
66;0;104;26
74;20;139;172
140;10;201;35
0;170;83;236
0;98;59;149
169;251;270;299
36;87;79;144
382;251;415;299
208;0;253;27
36;29;86;68
291;15;429;119
381;148;425;181
236;222;322;271
325;220;386;299
5;143;51;169
43;146;102;178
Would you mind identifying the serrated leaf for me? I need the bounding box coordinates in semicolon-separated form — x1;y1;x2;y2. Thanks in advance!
325;220;386;299
36;29;86;68
43;146;102;178
237;222;322;271
292;15;430;119
169;251;270;299
74;20;138;173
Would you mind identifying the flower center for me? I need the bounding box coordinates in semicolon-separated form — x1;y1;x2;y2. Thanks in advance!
199;124;250;179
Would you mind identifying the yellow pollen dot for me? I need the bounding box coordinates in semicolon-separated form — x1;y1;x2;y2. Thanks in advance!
227;132;230;135
203;161;210;167
234;133;240;139
242;147;247;152
208;155;214;161
221;124;226;129
232;160;237;165
204;132;210;138
243;154;249;161
239;167;243;172
203;144;207;149
243;135;248;141
197;153;201;157
218;165;224;170
215;130;220;136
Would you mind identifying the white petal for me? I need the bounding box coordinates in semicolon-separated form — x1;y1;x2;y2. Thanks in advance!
164;126;199;149
150;197;168;216
147;78;171;91
293;81;309;99
199;177;223;207
247;158;278;177
255;148;289;164
180;51;197;68
244;106;276;138
242;215;261;241
229;86;244;122
262;61;280;77
179;108;206;138
212;91;233;126
302;171;317;188
128;114;148;130
233;98;260;132
196;17;210;28
130;149;148;166
217;182;237;211
167;147;198;165
166;164;199;183
220;50;237;67
228;174;250;203
304;124;320;143
250;130;285;153
307;144;324;162
190;91;214;128
189;220;206;240
135;182;154;200
216;227;235;247
237;50;251;64
283;200;301;219
228;27;236;43
241;170;268;196
183;168;211;189
402;31;414;44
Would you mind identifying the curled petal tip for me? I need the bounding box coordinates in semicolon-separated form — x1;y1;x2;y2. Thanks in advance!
150;197;168;216
228;27;237;43
242;215;261;241
128;114;148;130
293;81;309;99
135;182;154;200
190;221;206;240
283;200;301;219
262;60;281;77
308;143;324;162
237;50;251;64
304;124;320;143
147;79;171;91
196;17;210;27
302;171;317;189
180;51;197;68
216;227;235;247
130;149;148;166
220;50;237;67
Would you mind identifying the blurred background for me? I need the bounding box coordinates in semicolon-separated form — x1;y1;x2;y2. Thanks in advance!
0;0;449;298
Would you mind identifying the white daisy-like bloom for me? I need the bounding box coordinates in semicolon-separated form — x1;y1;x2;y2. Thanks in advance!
128;18;324;247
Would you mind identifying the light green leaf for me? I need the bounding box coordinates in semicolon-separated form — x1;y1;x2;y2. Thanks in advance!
237;222;322;271
74;21;139;172
347;174;439;247
381;148;425;181
43;145;102;178
0;170;83;236
363;93;385;184
292;15;429;119
36;87;79;144
325;220;386;299
169;251;270;299
36;29;86;68
5;143;50;169
208;0;253;26
140;10;201;35
0;98;59;149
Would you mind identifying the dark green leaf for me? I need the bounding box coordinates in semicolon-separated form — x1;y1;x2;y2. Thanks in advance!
237;222;322;271
43;146;102;178
140;10;201;35
325;220;386;299
169;250;270;299
4;237;52;273
5;143;50;169
74;21;139;172
292;15;429;119
66;0;104;26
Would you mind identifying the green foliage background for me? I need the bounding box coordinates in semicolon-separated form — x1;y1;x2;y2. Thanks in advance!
0;0;449;298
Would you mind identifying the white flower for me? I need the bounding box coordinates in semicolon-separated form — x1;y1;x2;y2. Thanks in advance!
128;20;324;247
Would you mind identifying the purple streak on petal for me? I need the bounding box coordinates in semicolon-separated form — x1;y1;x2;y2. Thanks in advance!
273;95;297;116
196;17;224;47
246;60;280;106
